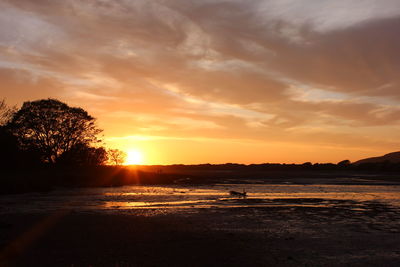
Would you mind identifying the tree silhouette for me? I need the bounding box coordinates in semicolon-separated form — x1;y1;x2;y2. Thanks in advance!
58;143;108;166
0;100;23;168
8;99;102;163
0;99;16;126
108;149;127;165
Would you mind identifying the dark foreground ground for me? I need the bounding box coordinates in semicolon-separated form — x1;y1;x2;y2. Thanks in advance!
1;198;400;267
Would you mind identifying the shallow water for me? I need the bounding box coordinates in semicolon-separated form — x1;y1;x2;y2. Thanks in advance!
1;183;400;214
2;184;400;267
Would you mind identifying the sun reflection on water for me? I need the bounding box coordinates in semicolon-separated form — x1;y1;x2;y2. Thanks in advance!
1;184;400;214
100;184;400;210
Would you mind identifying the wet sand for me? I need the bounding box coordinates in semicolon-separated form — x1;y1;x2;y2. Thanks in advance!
1;197;400;267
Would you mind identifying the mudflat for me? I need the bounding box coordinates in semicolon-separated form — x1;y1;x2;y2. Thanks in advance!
1;197;400;267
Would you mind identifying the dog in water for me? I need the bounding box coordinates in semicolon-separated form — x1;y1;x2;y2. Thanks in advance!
229;189;247;198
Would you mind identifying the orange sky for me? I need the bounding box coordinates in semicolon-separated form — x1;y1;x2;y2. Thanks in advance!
1;0;400;164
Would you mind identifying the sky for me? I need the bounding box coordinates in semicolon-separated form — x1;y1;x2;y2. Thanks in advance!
1;0;400;164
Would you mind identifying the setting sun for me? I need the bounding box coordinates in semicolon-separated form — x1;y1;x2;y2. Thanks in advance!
124;150;144;165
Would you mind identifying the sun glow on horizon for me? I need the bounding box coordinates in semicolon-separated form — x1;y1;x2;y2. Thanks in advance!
124;149;144;165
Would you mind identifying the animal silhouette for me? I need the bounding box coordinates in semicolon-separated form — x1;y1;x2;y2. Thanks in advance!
229;189;247;198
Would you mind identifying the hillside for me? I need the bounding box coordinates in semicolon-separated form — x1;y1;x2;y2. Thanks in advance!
354;152;400;165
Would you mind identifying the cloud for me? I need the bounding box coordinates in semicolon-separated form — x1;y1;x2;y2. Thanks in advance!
1;0;400;158
257;0;400;32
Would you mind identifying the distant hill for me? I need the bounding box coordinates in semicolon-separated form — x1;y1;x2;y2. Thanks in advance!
354;152;400;165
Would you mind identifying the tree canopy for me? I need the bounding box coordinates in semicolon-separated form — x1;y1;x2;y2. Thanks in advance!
8;99;102;163
58;143;108;166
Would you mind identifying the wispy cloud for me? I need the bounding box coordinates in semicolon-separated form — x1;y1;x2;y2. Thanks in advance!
1;0;400;162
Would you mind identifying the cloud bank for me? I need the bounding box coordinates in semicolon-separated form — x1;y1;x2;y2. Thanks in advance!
1;0;400;162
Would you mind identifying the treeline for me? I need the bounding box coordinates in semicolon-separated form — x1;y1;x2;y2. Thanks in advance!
0;98;125;169
150;161;400;172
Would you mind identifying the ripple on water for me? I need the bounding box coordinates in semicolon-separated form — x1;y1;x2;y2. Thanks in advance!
1;184;400;215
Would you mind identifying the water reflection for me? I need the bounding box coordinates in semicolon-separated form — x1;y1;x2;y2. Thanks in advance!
104;200;216;209
1;184;400;214
101;184;400;210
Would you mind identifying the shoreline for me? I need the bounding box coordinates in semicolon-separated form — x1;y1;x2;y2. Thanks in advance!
1;167;400;196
